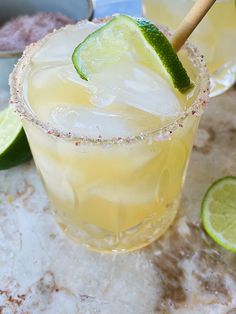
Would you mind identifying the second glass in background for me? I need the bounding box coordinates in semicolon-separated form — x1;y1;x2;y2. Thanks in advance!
142;0;236;97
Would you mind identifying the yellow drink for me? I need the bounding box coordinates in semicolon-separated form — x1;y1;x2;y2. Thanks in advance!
10;21;209;252
143;0;236;96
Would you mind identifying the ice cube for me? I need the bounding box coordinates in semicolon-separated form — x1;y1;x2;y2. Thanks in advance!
88;61;182;117
49;105;135;138
32;22;100;64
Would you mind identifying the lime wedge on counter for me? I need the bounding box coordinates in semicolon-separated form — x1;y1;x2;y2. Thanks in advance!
72;15;192;93
201;176;236;252
0;107;31;170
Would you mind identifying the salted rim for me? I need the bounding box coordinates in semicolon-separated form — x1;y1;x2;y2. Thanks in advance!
10;17;210;146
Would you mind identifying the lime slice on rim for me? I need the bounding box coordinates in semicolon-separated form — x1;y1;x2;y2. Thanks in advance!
0;107;31;170
72;15;192;93
201;176;236;252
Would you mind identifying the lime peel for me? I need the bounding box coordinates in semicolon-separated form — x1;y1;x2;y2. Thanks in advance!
0;107;31;170
201;176;236;253
72;15;193;93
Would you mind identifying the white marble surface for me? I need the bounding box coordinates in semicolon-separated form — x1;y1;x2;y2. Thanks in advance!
1;87;236;314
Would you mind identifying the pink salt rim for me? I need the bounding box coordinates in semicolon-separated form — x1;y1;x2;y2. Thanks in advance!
10;18;210;146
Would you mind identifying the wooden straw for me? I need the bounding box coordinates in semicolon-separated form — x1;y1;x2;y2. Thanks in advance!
171;0;216;52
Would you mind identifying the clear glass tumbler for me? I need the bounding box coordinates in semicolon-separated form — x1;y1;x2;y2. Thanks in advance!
142;0;236;97
10;23;209;252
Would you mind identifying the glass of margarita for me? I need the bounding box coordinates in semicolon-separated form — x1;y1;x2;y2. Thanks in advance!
10;19;209;252
142;0;236;97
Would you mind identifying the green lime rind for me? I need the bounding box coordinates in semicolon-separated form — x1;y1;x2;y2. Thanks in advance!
0;107;31;170
201;176;236;253
135;17;192;93
72;15;192;93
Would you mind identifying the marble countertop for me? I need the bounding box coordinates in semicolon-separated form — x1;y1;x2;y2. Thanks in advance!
1;1;236;312
1;86;236;313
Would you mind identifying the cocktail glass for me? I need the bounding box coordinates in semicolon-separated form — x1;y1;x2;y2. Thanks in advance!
142;0;236;97
10;21;209;252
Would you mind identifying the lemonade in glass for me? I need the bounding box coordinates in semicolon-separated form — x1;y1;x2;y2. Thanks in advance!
142;0;236;96
10;17;209;252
